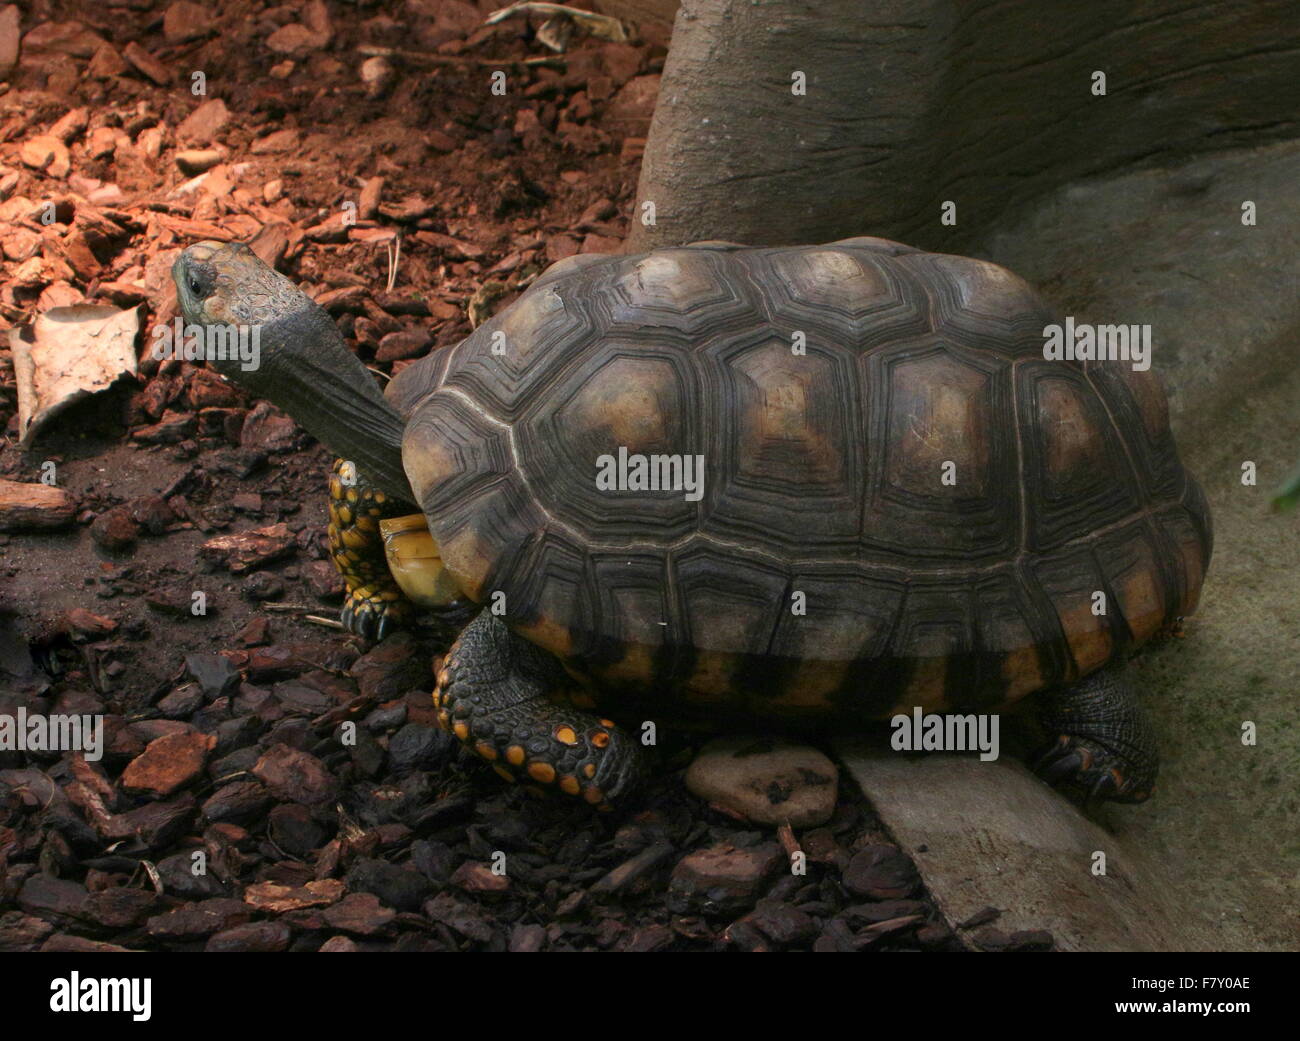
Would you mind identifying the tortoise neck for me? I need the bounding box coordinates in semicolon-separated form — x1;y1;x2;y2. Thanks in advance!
251;304;414;505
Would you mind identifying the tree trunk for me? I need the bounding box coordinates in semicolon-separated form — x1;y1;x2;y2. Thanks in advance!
630;0;1300;252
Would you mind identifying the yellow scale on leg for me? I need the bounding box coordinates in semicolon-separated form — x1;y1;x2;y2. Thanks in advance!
327;458;415;640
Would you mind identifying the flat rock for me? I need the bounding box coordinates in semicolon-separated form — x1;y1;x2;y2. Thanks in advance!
201;779;272;823
685;735;838;827
82;887;158;928
146;898;251;939
186;653;240;698
350;631;429;700
163;1;213;44
121;731;215;797
0;912;55;952
176;98;228;144
206;920;291;952
842;844;919;900
0;6;18;79
17;875;89;924
450;861;509;898
251;744;337;805
90;505;139;549
346;858;433;911
321;892;395;936
122;40;170;85
243;878;343;913
20;135;71;178
174;149;223;176
42;935;140;953
667;842;784;916
200;523;296;574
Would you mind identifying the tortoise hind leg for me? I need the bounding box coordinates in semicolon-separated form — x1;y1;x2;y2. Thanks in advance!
435;610;648;809
1034;666;1158;804
327;458;414;641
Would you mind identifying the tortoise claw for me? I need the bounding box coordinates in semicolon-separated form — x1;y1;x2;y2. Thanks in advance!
1034;735;1152;805
339;591;407;643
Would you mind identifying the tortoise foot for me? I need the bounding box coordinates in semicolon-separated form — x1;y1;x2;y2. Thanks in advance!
1035;735;1153;804
1034;667;1158;806
434;610;648;810
328;457;416;642
340;587;412;642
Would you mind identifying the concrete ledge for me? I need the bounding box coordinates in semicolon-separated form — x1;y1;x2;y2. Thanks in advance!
835;743;1219;951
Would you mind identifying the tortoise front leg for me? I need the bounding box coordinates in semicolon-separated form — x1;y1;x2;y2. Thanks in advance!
435;610;648;810
1034;666;1159;804
327;458;415;641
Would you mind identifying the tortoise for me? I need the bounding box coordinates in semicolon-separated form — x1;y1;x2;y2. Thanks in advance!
172;236;1212;808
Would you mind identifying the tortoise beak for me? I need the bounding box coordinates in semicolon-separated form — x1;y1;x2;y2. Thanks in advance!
173;240;224;324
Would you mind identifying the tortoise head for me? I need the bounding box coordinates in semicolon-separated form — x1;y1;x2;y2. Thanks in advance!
171;240;414;502
172;240;326;392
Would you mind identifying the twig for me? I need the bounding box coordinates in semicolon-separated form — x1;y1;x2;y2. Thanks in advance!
777;819;802;860
356;45;564;69
385;234;401;293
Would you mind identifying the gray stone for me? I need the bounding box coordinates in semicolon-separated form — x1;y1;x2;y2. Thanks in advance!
685;735;837;827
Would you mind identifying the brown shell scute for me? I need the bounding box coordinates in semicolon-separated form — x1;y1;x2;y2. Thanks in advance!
401;238;1212;712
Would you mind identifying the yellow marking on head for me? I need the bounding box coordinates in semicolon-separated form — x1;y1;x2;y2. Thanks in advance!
559;776;580;795
493;765;516;783
583;763;596;778
474;741;498;761
506;745;526;766
590;730;610;749
554;725;578;746
527;762;557;784
453;721;470;741
346;488;358;503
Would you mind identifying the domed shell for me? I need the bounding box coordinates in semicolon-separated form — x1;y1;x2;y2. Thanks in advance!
391;238;1212;720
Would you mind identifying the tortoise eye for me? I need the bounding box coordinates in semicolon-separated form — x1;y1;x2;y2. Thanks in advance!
190;278;204;296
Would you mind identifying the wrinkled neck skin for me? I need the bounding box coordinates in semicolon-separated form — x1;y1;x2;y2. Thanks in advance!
243;304;414;504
